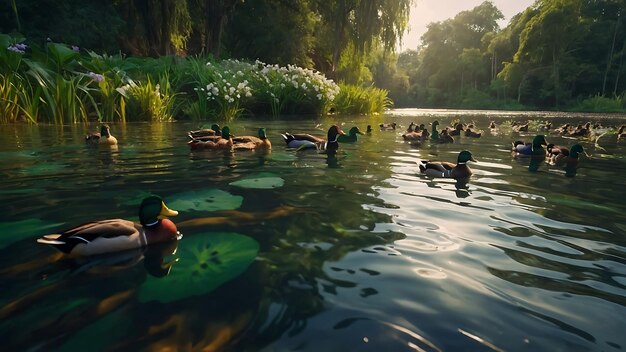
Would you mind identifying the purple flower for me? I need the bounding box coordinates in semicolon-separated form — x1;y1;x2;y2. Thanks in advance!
72;45;80;52
7;45;25;54
15;43;28;51
87;71;105;83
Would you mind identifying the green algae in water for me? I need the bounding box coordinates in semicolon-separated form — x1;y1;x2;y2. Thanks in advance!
229;172;285;189
138;232;259;303
168;188;244;212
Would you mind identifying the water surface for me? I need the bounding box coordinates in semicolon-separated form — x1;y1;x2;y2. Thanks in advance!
1;109;625;351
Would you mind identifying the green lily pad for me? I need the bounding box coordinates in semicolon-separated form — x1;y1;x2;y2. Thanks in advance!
229;172;285;189
138;232;259;303
0;218;64;250
168;188;243;212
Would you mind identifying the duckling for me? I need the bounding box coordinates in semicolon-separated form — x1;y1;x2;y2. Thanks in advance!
379;122;397;131
538;122;552;131
568;122;591;137
618;125;625;141
418;150;476;179
489;121;497;130
406;122;416;133
366;125;373;134
464;128;482;138
554;123;571;135
85;125;118;146
337;126;364;143
449;123;465;137
37;196;179;257
436;129;454;144
512;122;529;133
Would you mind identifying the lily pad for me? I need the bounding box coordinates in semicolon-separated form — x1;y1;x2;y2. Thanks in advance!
229;172;285;189
168;188;243;212
0;218;64;250
138;232;259;303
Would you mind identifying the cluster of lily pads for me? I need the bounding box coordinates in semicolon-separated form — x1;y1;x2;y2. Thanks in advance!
1;32;390;124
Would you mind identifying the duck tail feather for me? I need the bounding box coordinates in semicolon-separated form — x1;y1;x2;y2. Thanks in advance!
37;238;65;245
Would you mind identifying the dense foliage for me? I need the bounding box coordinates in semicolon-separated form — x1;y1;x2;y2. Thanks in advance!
391;0;626;110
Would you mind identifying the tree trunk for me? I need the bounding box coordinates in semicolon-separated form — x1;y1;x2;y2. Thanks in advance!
613;37;626;96
161;0;173;55
602;19;619;96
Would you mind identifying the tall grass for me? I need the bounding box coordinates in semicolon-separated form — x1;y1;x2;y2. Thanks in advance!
572;94;625;112
1;32;389;124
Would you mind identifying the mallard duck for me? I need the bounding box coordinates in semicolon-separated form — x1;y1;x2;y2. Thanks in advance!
337;126;364;143
512;122;529;133
547;143;585;167
568;122;591;137
188;126;233;150
418;150;476;179
449;123;464;136
188;124;221;140
232;128;272;150
324;125;345;154
430;121;441;141
512;135;548;157
464;127;482;138
379;122;397;130
36;196;179;257
85;125;118;146
281;130;323;150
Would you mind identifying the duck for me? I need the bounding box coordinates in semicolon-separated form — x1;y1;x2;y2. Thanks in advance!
281;130;324;150
449;123;465;136
188;124;221;140
337;126;364;143
568;122;591;137
366;125;373;134
464;127;482;138
233;128;272;150
512;135;548;157
324;125;345;154
379;122;397;131
538;122;552;131
437;129;455;143
547;143;585;167
36;196;179;257
512;122;529;133
618;125;625;141
418;150;476;179
188;126;233;150
402;126;426;142
489;121;497;130
554;123;571;135
430;121;441;141
85;124;118;146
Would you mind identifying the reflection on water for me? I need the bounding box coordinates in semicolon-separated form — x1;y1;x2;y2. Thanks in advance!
0;109;625;351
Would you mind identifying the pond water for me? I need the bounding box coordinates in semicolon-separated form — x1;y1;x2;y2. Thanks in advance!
1;109;625;351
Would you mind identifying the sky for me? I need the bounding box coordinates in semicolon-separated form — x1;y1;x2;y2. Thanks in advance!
399;0;535;51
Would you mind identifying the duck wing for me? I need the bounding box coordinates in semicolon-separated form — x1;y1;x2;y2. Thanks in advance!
55;219;138;242
291;133;325;144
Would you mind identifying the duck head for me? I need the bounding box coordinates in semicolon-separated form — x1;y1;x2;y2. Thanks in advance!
431;121;440;131
139;196;178;227
258;128;267;139
570;144;584;159
327;125;345;142
347;126;363;136
532;135;548;147
211;124;221;134
366;125;372;133
100;125;111;137
457;150;477;164
221;126;232;139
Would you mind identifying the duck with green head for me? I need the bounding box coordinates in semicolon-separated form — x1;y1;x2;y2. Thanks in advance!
188;126;233;150
337;126;364;143
418;150;477;179
512;135;548;157
430;121;440;141
233;128;272;150
548;143;585;167
188;124;221;140
37;196;180;257
324;125;345;154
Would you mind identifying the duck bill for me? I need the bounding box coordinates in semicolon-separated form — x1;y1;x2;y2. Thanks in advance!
158;202;179;218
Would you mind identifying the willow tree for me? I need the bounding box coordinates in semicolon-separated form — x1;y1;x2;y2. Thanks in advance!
313;0;412;78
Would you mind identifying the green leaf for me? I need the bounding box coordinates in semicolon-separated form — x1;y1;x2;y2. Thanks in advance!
229;172;285;189
138;232;259;303
168;188;243;212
